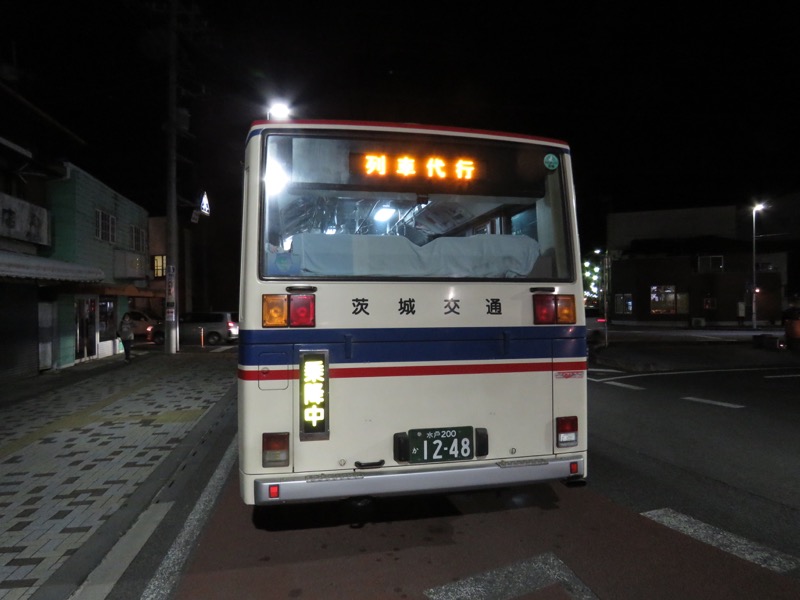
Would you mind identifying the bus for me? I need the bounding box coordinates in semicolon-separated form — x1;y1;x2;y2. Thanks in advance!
237;120;587;505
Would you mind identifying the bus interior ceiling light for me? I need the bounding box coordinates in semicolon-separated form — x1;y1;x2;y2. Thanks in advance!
374;207;395;222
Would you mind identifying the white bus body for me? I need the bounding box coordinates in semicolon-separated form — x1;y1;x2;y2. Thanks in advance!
238;121;587;505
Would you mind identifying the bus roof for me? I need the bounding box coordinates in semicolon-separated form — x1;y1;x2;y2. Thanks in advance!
247;119;570;150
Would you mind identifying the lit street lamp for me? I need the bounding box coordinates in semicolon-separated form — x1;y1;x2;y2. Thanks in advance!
267;102;291;120
752;202;765;329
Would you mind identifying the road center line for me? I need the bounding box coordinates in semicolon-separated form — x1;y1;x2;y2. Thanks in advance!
682;396;745;409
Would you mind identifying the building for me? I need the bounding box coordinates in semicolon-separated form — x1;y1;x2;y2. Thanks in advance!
603;204;798;327
0;161;155;379
1;79;157;380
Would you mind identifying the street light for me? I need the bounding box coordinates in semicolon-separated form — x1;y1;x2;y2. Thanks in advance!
267;102;291;120
752;202;765;329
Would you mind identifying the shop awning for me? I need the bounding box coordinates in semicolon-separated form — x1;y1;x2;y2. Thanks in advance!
0;251;104;282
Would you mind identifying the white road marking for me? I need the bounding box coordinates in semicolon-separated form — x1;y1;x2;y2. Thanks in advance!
682;396;745;409
595;366;795;384
603;381;646;390
73;501;174;599
140;436;238;600
425;552;597;600
210;345;236;352
764;373;800;379
643;508;800;573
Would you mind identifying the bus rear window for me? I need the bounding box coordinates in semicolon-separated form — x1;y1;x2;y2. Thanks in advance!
260;132;574;281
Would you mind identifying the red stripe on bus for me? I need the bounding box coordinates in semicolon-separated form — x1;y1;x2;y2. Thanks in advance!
238;360;586;381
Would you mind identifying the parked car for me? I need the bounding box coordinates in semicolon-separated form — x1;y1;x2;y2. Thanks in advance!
585;306;606;346
146;311;239;345
125;310;160;338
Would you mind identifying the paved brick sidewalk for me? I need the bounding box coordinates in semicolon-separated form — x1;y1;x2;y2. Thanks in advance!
0;349;237;600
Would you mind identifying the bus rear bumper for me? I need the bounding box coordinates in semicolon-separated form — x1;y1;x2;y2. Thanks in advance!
249;454;586;505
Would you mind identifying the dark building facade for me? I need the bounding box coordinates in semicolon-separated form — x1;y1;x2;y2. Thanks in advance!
604;205;796;327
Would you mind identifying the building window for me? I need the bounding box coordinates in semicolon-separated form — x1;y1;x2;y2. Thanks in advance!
131;225;147;252
698;255;723;273
650;285;676;315
95;209;116;243
614;293;633;315
153;255;166;278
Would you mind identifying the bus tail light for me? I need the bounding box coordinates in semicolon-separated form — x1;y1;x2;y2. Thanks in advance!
289;294;316;327
263;295;289;327
533;294;576;325
262;294;316;327
556;416;578;448
262;432;290;467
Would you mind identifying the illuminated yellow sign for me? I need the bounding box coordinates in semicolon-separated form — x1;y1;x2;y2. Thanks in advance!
364;154;477;180
299;352;329;439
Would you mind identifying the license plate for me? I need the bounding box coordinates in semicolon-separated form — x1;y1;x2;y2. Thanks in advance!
408;426;474;464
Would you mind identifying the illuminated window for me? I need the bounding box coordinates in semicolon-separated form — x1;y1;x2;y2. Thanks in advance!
650;285;675;315
650;285;677;315
153;255;166;278
614;293;633;314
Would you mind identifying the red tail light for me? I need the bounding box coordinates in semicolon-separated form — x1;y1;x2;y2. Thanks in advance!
533;294;576;324
534;294;556;323
289;294;315;327
262;294;315;327
556;416;578;448
262;432;290;467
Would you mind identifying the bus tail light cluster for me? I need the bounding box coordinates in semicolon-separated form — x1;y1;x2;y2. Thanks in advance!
556;416;578;448
262;294;315;327
533;294;576;325
262;432;289;467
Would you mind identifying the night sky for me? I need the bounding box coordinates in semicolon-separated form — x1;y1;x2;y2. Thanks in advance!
3;2;800;296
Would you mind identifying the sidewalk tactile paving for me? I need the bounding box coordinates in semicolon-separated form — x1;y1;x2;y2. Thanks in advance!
0;352;236;599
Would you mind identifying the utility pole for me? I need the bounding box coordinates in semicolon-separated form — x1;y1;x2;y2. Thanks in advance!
165;0;179;354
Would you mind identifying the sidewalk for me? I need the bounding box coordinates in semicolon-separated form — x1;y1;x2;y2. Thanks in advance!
591;326;800;372
0;346;238;600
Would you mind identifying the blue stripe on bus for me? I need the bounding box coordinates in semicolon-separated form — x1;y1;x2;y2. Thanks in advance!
238;326;586;366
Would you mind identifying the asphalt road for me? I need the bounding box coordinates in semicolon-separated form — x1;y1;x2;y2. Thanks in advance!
588;363;800;561
164;333;800;599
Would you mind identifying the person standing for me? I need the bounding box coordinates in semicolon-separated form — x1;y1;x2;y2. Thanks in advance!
118;313;135;363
